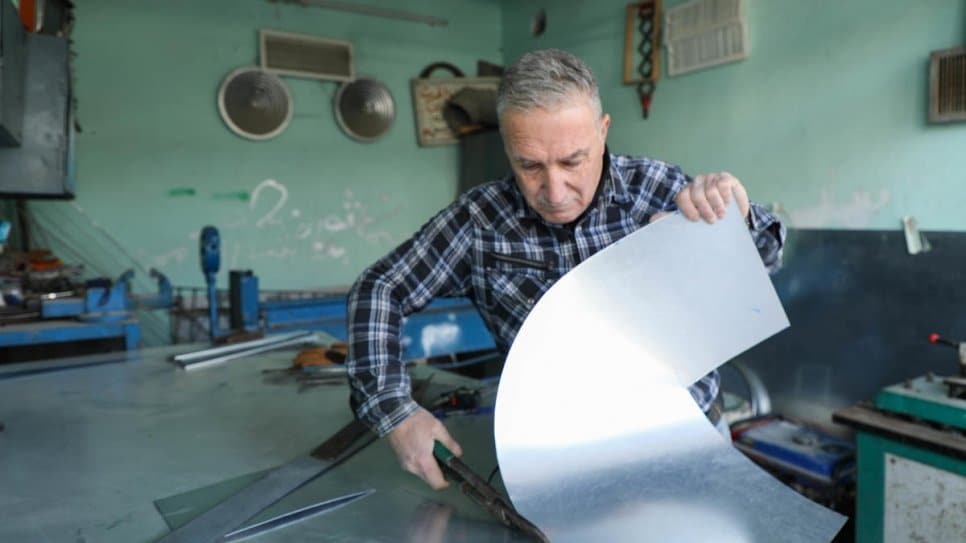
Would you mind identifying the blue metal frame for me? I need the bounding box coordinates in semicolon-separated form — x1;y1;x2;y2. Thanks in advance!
261;295;495;360
3;269;169;355
194;226;495;358
0;319;140;350
40;269;172;320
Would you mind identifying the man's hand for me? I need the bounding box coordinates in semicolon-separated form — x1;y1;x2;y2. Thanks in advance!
676;172;750;223
387;407;463;490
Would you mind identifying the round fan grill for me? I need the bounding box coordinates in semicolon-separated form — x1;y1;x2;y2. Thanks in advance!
334;77;395;142
217;67;293;141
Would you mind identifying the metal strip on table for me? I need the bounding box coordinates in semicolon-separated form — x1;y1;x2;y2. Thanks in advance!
173;331;314;364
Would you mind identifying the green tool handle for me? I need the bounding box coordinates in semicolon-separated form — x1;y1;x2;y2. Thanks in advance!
433;440;456;463
433;441;480;486
433;441;550;542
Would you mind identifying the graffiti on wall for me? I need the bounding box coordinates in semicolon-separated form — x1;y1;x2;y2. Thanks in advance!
140;178;405;273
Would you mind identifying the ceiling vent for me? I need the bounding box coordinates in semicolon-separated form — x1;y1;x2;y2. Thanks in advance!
929;47;966;124
259;29;353;82
664;0;748;77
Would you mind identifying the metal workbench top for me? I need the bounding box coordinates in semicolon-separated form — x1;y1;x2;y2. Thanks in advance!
0;345;521;542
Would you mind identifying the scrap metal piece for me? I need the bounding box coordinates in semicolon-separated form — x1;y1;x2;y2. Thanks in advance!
494;203;846;542
155;420;376;543
155;379;432;543
902;216;931;255
222;489;374;542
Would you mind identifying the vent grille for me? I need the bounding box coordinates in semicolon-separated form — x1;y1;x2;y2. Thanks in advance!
664;0;748;76
929;47;966;123
260;29;353;82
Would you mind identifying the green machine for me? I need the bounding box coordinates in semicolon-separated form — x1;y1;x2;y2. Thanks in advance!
834;336;966;543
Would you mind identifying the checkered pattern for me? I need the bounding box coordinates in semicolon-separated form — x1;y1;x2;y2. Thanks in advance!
347;152;786;436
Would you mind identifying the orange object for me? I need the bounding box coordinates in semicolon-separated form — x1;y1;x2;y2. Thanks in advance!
293;342;347;367
26;248;61;271
19;0;42;32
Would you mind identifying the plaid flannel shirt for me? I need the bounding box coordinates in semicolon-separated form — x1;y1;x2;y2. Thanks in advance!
347;152;785;436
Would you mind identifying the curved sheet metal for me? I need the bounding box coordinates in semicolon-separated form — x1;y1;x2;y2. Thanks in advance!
495;204;845;542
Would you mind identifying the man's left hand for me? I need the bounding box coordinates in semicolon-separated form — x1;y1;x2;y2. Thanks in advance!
676;172;750;224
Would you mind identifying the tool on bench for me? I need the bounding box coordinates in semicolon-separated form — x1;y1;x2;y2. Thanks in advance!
262;343;349;377
429;386;480;410
262;344;350;392
927;332;966;397
157;378;433;543
434;405;495;419
428;386;496;419
296;343;347;365
433;441;549;542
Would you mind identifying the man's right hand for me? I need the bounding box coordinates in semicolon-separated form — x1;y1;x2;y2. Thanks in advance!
387;407;463;490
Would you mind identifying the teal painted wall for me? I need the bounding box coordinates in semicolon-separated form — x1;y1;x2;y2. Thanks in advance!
501;0;966;230
27;0;502;293
11;0;966;345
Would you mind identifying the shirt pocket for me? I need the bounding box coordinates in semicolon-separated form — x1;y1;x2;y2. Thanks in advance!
483;268;554;318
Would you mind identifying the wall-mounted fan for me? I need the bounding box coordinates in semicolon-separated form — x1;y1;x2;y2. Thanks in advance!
333;77;395;142
217;67;293;141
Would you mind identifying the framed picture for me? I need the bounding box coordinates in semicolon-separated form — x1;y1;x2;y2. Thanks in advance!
411;76;500;146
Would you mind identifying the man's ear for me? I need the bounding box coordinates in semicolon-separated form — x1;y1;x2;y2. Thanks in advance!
599;113;611;142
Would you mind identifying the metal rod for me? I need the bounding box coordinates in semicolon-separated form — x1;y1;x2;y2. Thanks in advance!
174;331;312;364
181;334;317;371
279;0;448;27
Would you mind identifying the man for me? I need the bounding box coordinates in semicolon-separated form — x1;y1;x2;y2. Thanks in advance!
347;49;785;490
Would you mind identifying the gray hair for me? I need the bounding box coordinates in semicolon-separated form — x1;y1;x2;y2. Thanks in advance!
497;49;603;122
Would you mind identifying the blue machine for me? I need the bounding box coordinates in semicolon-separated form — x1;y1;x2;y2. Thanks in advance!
200;225;221;338
197;226;496;361
0;269;172;356
39;269;172;320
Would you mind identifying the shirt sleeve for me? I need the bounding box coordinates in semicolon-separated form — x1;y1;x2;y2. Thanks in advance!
346;201;475;436
653;164;786;275
746;202;786;274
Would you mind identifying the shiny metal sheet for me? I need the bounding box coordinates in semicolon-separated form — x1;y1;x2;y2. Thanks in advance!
495;204;845;542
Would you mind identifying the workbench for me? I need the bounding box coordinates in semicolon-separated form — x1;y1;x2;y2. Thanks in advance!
0;345;523;542
834;375;966;543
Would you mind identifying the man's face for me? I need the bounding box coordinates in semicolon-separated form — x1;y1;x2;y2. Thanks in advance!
501;96;611;224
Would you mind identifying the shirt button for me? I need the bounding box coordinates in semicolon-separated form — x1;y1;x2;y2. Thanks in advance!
526;298;534;306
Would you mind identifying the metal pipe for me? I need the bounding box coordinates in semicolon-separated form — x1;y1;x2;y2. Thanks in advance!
181;333;318;371
276;0;448;27
174;331;313;364
731;360;772;416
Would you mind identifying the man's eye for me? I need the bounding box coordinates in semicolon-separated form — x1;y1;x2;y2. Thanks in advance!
521;163;540;171
562;161;581;169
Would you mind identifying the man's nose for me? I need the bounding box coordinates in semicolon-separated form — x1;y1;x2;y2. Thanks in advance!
543;168;568;203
